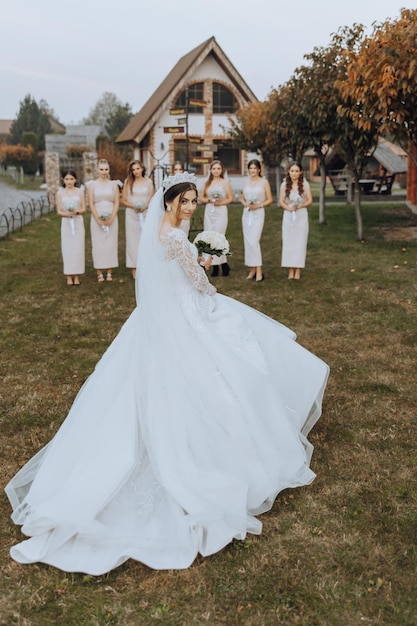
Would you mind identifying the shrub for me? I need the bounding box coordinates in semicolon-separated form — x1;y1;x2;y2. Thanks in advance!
21;131;39;175
0;143;34;167
97;138;131;182
66;145;91;158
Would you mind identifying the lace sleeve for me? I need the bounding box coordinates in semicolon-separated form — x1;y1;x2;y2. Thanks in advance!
164;229;216;296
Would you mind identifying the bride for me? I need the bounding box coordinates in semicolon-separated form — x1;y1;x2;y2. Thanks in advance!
5;172;329;575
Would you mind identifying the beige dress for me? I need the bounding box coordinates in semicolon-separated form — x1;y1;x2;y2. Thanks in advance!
203;182;229;266
281;181;310;268
242;179;267;267
124;181;153;268
90;181;119;269
58;189;85;275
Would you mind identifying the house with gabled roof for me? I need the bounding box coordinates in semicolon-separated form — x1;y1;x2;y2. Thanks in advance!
116;36;257;186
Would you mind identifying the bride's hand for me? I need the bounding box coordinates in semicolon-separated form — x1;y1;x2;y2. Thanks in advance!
198;256;213;270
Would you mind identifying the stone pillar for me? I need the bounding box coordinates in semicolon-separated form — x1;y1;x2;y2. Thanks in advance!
45;152;60;208
82;151;98;184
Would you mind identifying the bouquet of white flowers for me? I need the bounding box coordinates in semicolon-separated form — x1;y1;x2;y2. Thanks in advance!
62;199;77;213
289;193;303;223
209;188;224;201
133;200;146;211
62;199;77;235
193;231;231;260
99;213;111;234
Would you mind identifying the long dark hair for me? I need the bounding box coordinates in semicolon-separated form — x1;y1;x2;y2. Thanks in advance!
164;182;197;211
202;159;225;196
247;159;262;176
285;161;305;198
62;169;78;187
126;160;146;193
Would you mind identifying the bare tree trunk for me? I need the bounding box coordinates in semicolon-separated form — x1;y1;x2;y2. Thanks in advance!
347;171;353;204
319;162;327;224
354;181;363;240
275;166;282;203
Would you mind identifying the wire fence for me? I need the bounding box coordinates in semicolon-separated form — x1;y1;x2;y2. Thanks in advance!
0;195;52;239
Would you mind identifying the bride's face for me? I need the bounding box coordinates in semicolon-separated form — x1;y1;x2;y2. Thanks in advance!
168;189;198;221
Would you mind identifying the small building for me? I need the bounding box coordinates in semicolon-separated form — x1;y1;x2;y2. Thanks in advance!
312;138;408;196
0;119;14;142
116;36;258;188
45;124;102;160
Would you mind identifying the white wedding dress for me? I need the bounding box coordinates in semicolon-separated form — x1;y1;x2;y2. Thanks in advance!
5;188;329;575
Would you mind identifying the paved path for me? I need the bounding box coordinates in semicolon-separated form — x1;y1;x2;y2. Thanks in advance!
0;180;46;215
0;180;49;237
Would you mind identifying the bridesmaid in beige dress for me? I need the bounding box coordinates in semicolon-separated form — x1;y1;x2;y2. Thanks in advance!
121;160;154;279
200;160;233;277
279;162;312;280
56;169;86;286
88;159;120;282
241;159;273;282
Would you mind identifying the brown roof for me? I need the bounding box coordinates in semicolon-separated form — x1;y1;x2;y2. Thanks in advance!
373;137;407;174
47;114;66;134
116;36;257;145
0;116;65;136
0;120;13;135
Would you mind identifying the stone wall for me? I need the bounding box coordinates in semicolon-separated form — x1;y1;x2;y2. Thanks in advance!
44;151;98;208
82;152;98;184
45;152;60;208
45;125;102;159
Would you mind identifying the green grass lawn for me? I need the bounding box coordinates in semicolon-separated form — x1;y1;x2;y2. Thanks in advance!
0;200;416;625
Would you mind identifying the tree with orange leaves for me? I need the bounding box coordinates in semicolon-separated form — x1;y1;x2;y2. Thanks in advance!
0;143;34;167
338;8;417;161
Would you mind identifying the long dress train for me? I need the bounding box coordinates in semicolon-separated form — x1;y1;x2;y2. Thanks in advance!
5;188;329;574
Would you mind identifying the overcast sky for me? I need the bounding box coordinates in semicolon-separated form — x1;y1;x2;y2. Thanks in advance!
1;0;415;125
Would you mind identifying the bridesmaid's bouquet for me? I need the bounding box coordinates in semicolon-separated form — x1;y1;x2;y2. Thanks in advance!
289;193;303;223
99;213;111;234
247;194;258;205
62;199;77;235
133;200;146;211
193;231;231;266
209;188;224;201
62;199;77;213
208;188;224;213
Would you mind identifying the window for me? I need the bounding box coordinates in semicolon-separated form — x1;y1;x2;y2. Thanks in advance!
174;139;202;175
173;140;187;168
214;140;240;174
175;83;204;114
212;83;238;114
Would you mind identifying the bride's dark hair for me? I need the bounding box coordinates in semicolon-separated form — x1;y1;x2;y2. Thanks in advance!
163;182;197;210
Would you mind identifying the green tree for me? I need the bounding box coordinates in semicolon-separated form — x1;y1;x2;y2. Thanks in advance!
105;103;133;141
84;92;133;137
228;101;269;157
21;131;39;175
294;43;347;224
9;94;51;151
332;24;381;240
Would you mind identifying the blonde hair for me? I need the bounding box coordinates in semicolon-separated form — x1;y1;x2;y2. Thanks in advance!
97;159;110;178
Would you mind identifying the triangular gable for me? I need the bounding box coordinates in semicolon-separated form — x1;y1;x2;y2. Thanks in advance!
116;36;257;145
